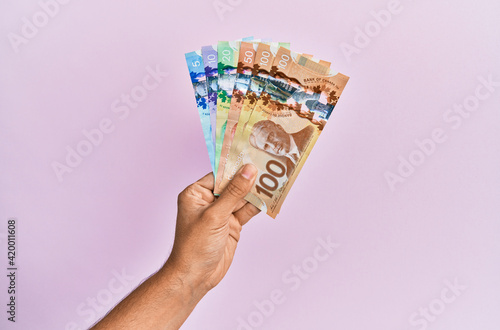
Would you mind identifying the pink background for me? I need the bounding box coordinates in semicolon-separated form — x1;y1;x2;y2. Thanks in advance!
1;0;499;329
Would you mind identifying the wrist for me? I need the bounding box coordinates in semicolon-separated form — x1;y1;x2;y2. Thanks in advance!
159;257;209;305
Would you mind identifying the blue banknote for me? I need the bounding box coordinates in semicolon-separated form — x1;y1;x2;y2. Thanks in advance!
201;45;218;152
185;50;216;172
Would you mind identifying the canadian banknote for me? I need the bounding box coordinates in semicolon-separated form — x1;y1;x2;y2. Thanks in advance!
201;45;218;151
215;41;240;179
219;42;332;194
214;38;254;180
214;41;291;194
214;41;259;193
220;42;288;193
220;47;349;218
185;50;216;172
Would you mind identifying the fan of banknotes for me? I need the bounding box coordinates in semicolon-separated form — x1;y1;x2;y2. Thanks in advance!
185;38;349;218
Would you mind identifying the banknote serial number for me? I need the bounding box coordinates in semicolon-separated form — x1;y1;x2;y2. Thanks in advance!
255;160;286;198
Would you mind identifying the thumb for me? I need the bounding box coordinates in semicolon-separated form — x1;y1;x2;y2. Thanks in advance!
214;164;258;215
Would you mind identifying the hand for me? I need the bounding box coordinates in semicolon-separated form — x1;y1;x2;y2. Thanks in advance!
92;165;260;330
166;164;260;296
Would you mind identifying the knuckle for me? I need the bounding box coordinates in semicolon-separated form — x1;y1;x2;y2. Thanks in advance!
177;188;188;203
178;184;195;203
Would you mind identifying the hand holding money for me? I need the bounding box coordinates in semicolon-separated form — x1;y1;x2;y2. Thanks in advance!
186;39;349;218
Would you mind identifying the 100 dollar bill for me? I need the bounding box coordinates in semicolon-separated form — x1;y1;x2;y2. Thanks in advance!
220;47;349;218
220;47;330;193
220;42;289;191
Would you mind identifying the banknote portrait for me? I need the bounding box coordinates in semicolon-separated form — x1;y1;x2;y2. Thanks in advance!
249;120;314;177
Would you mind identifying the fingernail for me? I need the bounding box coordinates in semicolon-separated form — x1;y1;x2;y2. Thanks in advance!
241;164;257;180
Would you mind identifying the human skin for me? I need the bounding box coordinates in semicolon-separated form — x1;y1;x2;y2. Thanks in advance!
92;164;260;330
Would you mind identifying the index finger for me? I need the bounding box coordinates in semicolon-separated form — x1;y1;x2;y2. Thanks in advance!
235;202;261;226
195;172;215;191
